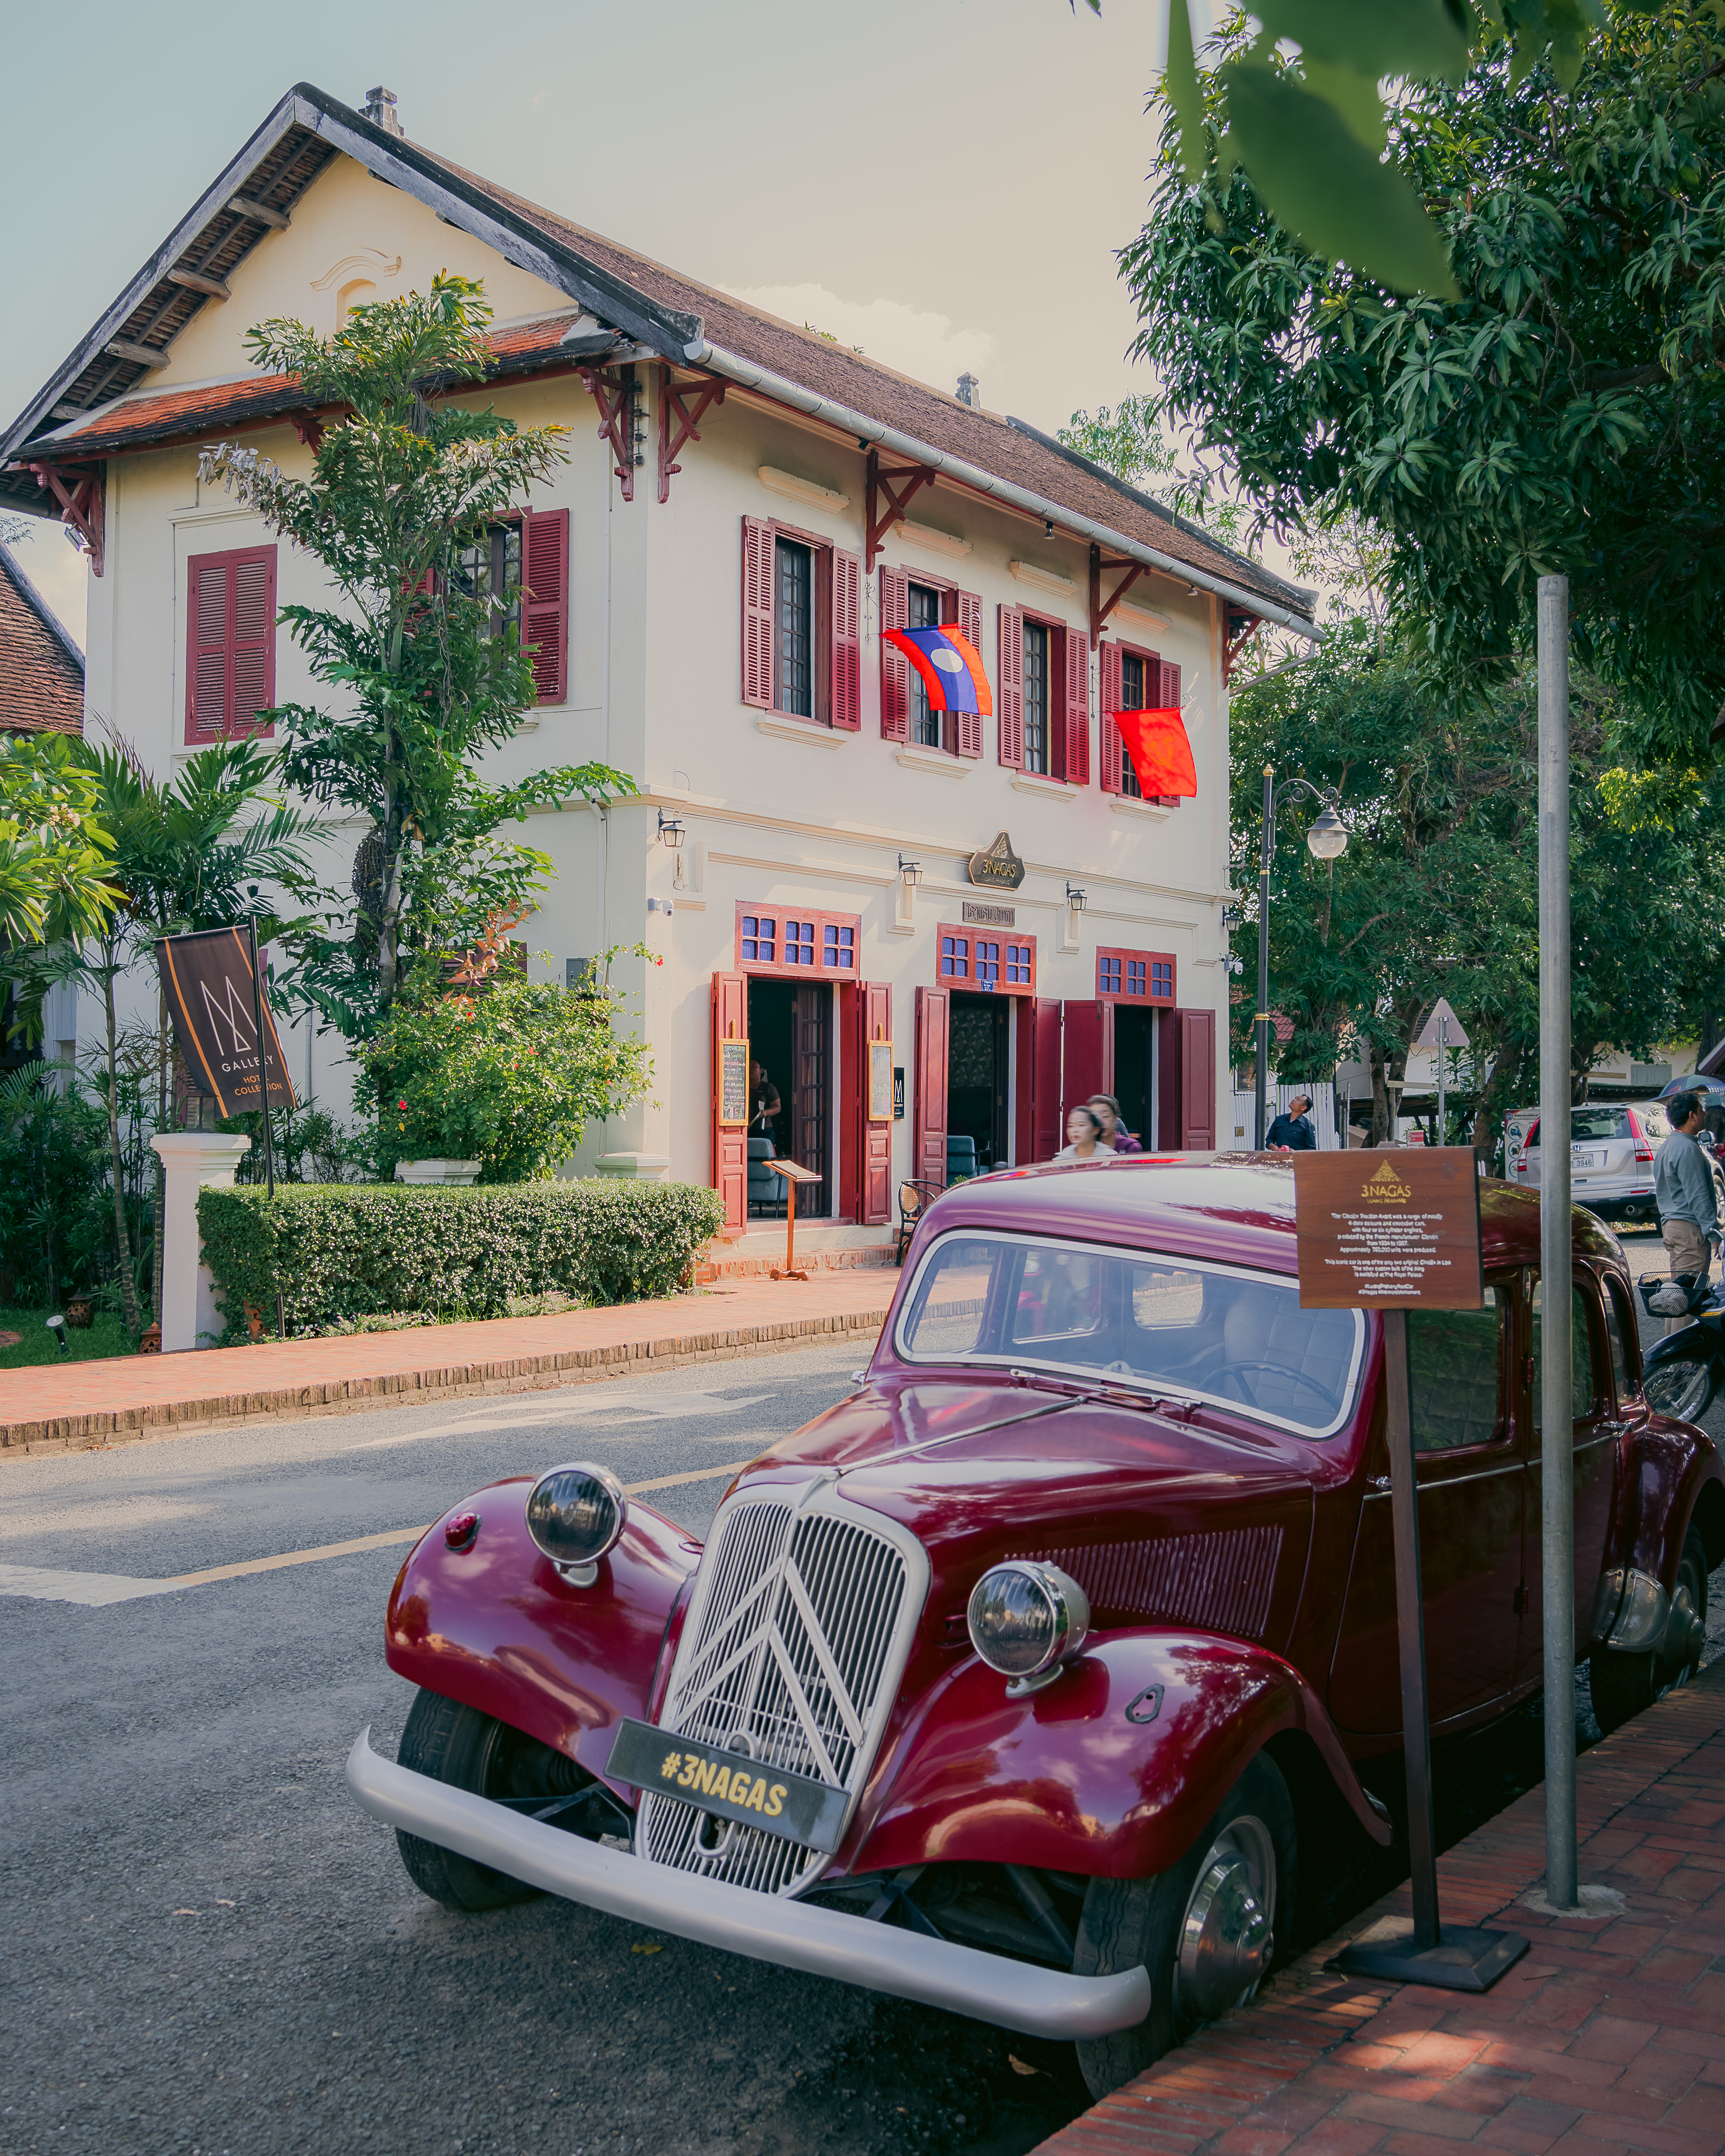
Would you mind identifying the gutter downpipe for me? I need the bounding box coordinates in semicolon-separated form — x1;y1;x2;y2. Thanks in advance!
684;340;1322;643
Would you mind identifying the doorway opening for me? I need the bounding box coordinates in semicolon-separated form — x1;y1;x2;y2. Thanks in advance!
948;992;1009;1178
1113;1006;1158;1151
746;978;831;1218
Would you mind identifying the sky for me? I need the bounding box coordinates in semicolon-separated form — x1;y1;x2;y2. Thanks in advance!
0;0;1170;651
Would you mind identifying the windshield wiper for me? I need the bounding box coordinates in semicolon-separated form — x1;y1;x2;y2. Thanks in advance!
1006;1368;1173;1414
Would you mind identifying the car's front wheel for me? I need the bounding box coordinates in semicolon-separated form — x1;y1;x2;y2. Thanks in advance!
1071;1755;1295;2100
394;1689;589;1912
1589;1528;1710;1736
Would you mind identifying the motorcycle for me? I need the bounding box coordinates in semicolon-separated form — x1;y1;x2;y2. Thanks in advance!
1639;1274;1725;1422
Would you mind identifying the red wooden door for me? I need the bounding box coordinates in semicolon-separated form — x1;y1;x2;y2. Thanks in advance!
914;986;949;1188
1061;999;1113;1126
837;981;861;1225
711;970;748;1231
1015;998;1064;1162
863;981;892;1224
1179;1007;1216;1149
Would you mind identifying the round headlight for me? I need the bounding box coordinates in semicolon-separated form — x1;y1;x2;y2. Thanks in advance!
966;1561;1090;1693
525;1462;628;1583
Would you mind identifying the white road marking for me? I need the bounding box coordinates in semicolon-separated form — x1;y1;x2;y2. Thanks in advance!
348;1390;771;1450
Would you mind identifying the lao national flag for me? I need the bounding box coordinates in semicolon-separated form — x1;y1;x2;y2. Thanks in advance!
1114;706;1197;798
881;626;993;716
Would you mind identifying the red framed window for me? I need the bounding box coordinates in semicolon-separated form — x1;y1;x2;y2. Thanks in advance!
742;517;861;731
1096;944;1176;1006
996;605;1088;784
937;925;1037;996
1100;638;1181;806
879;566;984;754
736;903;861;978
186;544;276;743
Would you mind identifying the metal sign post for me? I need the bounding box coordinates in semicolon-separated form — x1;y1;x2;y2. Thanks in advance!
1538;574;1579;1912
1294;1148;1528;1989
1415;998;1470;1151
246;917;287;1343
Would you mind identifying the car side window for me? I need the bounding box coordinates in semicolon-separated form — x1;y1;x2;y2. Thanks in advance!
1530;1277;1599;1428
1602;1280;1639;1403
1407;1288;1507;1452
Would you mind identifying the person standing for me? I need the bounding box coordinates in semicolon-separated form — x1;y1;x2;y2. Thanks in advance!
1266;1093;1318;1150
1054;1107;1115;1163
1087;1095;1143;1155
1654;1090;1721;1315
747;1060;782;1136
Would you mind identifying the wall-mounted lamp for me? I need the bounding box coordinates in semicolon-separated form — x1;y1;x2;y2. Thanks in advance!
1065;881;1087;913
1044;518;1055;540
1220;901;1242;930
656;809;685;850
898;854;922;887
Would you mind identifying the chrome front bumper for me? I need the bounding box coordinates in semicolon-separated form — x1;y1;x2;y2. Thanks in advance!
347;1728;1151;2041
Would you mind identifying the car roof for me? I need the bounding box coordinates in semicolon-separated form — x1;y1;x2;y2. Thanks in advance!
923;1153;1621;1275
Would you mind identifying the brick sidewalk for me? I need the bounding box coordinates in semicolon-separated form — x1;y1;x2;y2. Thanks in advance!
1036;1660;1725;2156
0;1270;897;1457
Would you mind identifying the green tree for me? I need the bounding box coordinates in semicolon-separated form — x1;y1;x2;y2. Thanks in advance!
0;734;118;947
1122;4;1725;755
198;275;635;1034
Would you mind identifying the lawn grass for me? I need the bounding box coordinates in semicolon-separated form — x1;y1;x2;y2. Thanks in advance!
0;1305;140;1368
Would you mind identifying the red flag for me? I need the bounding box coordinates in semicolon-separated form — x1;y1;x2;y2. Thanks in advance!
1113;706;1196;798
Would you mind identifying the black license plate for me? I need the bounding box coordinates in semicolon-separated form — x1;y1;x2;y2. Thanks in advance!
605;1719;848;1854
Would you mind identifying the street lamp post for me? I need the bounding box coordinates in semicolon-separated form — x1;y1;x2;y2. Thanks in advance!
1255;764;1349;1149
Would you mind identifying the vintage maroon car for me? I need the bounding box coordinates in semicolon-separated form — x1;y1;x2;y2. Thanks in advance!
348;1158;1722;2095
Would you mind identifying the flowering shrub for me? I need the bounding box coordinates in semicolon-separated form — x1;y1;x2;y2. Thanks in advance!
357;956;651;1182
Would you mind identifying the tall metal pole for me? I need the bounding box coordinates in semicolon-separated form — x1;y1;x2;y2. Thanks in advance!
1255;765;1274;1148
247;916;286;1343
1537;573;1577;1911
1438;1017;1448;1147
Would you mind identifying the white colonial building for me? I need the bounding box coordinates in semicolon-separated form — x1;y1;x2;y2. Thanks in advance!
1;83;1316;1255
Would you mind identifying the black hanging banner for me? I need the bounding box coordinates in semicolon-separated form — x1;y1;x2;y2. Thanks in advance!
156;927;298;1117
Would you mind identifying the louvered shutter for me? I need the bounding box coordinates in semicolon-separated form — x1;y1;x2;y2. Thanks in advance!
522;508;570;706
997;604;1024;769
186;544;276;744
1063;627;1090;787
1156;658;1182;806
1099;642;1123;794
831;546;861;730
954;587;984;757
741;517;775;708
879;567;910;741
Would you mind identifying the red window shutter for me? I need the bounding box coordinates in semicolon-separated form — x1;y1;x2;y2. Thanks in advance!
997;603;1024;769
952;587;985;757
1063;627;1090;787
1180;1007;1216;1149
914;985;950;1189
831;546;861;731
741;517;775;709
1099;642;1123;794
186;544;276;744
879;567;910;741
522;508;570;706
1156;658;1182;806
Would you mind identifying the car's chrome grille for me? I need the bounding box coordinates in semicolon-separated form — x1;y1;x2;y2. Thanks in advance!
636;1479;926;1897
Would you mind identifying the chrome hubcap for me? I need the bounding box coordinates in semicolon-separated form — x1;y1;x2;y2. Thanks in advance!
1177;1819;1275;2023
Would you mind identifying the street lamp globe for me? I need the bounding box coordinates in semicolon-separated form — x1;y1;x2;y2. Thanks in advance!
1306;806;1348;860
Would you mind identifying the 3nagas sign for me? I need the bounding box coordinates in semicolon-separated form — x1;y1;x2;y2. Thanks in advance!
156;927;298;1118
1292;1147;1482;1311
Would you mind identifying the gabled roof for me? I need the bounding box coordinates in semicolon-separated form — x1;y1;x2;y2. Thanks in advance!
0;544;84;736
1;82;1316;632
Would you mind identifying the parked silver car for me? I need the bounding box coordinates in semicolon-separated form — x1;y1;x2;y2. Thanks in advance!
1509;1100;1668;1225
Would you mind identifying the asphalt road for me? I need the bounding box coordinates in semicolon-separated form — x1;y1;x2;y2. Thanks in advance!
2;1262;1720;2156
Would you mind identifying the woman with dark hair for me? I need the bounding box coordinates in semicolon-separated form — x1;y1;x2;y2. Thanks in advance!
1054;1106;1115;1163
1087;1094;1143;1155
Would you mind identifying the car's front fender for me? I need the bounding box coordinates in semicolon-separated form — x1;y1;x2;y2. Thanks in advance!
847;1629;1391;1883
1621;1416;1725;1590
385;1478;699;1789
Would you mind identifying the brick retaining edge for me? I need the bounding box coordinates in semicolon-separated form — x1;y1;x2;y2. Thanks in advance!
0;1305;891;1460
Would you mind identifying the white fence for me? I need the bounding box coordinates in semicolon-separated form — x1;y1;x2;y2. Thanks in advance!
1224;1078;1345;1150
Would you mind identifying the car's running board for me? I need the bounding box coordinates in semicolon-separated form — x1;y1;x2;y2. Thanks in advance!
346;1727;1151;2041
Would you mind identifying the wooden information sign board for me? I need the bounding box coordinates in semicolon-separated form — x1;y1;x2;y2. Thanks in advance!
1292;1147;1524;1995
765;1159;822;1282
717;1037;750;1127
1293;1147;1482;1311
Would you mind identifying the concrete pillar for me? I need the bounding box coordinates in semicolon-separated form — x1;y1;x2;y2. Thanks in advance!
149;1133;251;1351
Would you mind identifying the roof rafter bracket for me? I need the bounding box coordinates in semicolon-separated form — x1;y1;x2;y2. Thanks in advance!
865;449;937;573
1223;610;1262;684
577;364;643;502
1089;544;1149;651
657;365;726;505
28;462;104;578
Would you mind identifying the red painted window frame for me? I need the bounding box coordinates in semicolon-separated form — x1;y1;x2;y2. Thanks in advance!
734;900;862;981
1095;943;1177;1006
740;516;861;731
935;923;1038;997
185;542;277;745
1012;606;1086;786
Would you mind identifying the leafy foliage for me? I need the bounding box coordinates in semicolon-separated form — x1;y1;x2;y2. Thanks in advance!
197;1178;727;1335
0;734;118;946
0;1066;115;1309
198;275;636;1034
1123;4;1725;754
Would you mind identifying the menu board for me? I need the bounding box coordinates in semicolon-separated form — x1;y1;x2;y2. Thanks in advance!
868;1039;894;1123
717;1036;750;1128
1294;1148;1482;1311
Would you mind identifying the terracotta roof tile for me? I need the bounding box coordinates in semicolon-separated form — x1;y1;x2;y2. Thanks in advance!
0;543;84;735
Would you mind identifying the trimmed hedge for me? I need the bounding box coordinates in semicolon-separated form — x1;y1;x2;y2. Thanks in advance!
197;1179;726;1339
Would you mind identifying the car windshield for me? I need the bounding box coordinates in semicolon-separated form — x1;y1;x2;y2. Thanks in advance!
895;1232;1365;1438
